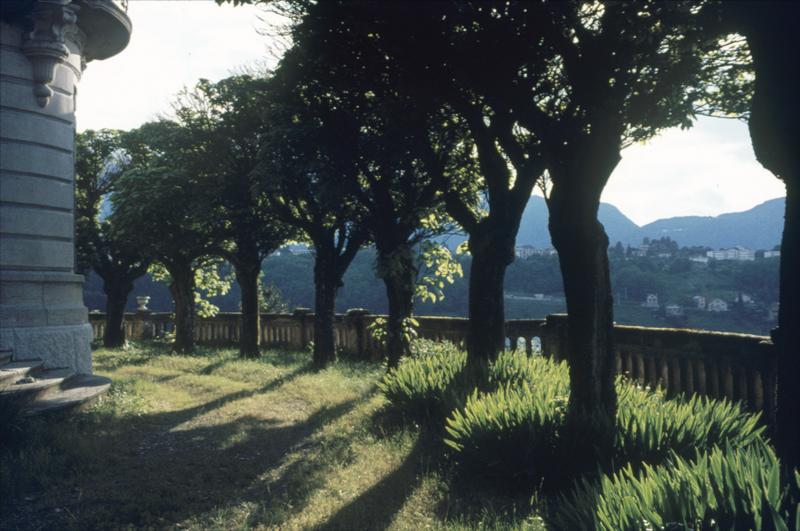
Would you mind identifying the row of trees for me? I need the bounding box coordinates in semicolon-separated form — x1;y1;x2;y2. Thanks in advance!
78;0;798;470
229;0;798;471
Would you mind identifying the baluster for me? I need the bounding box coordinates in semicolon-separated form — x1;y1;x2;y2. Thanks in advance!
763;368;777;426
695;359;707;396
722;364;735;401
736;367;749;405
615;351;623;376
624;351;633;377
751;370;764;412
635;353;646;384
670;358;682;397
658;356;669;393
645;356;657;388
683;358;694;395
708;361;720;398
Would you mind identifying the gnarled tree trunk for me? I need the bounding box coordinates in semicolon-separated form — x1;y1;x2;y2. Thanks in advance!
465;225;515;380
547;158;619;464
549;193;616;419
235;260;262;359
169;264;195;354
735;1;800;472
773;186;799;471
103;278;133;348
313;249;340;368
377;244;417;369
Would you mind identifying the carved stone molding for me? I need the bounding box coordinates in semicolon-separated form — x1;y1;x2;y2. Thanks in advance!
21;0;79;107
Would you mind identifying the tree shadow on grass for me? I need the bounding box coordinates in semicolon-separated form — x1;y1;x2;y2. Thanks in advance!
314;434;427;530
0;363;357;530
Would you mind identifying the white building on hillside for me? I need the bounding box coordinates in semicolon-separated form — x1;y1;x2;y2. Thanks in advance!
665;304;683;316
643;294;659;308
707;298;729;312
692;295;706;310
515;245;536;259
706;246;755;261
764;250;781;258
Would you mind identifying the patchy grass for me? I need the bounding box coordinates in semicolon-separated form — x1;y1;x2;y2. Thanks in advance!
1;343;545;530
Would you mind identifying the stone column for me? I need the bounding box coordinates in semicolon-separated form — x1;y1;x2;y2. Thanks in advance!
0;0;131;373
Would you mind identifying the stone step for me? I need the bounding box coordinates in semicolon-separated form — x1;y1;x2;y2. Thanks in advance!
0;359;44;388
23;375;112;416
0;367;74;404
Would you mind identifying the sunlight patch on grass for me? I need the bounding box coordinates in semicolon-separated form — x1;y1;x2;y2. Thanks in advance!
3;343;547;530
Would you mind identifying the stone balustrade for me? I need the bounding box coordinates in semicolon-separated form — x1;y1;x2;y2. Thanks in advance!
88;309;775;422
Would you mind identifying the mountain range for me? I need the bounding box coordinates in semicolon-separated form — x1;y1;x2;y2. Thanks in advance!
441;196;785;251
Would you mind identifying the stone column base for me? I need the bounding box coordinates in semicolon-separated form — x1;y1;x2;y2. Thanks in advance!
0;323;93;374
1;271;93;374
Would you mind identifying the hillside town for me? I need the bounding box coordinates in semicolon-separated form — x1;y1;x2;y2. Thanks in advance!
509;236;782;330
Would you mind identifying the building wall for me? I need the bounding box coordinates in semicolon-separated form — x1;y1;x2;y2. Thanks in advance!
0;20;92;373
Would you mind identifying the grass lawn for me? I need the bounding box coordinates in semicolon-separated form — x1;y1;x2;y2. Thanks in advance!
1;343;545;530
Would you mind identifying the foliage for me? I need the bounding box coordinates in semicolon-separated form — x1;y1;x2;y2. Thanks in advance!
378;340;466;424
488;351;569;393
110;123;223;270
615;384;765;468
367;316;419;349
172;76;295;268
74;129;128;274
438;353;767;490
444;383;568;481
148;260;233;318
554;443;799;531
443;352;569;482
415;241;463;304
260;279;289;313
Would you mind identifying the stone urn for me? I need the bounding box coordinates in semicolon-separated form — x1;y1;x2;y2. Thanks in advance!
136;296;151;313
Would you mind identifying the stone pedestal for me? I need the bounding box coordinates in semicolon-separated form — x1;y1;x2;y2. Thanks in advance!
0;1;131;374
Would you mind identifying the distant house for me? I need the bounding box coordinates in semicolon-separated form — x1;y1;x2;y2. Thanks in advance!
764;250;781;259
735;293;754;305
630;245;649;258
515;245;536;259
284;244;312;255
706;246;755;261
692;295;706;310
643;294;659;308
689;255;709;264
665;304;683;316
707;298;729;312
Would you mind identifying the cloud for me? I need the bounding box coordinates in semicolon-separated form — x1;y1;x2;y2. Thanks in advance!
603;117;786;224
76;1;274;131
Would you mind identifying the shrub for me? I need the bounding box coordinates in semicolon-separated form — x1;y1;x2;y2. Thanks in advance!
553;442;800;531
488;350;569;393
442;354;766;489
444;383;567;481
616;384;765;468
442;352;570;481
378;340;466;424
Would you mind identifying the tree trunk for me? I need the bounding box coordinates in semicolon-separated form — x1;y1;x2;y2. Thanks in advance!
313;251;339;368
236;262;262;359
103;279;132;348
548;181;617;460
465;228;514;380
774;186;799;471
735;2;800;472
378;245;417;369
169;265;195;354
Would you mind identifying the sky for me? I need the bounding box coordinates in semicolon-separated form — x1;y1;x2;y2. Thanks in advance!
75;0;787;227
